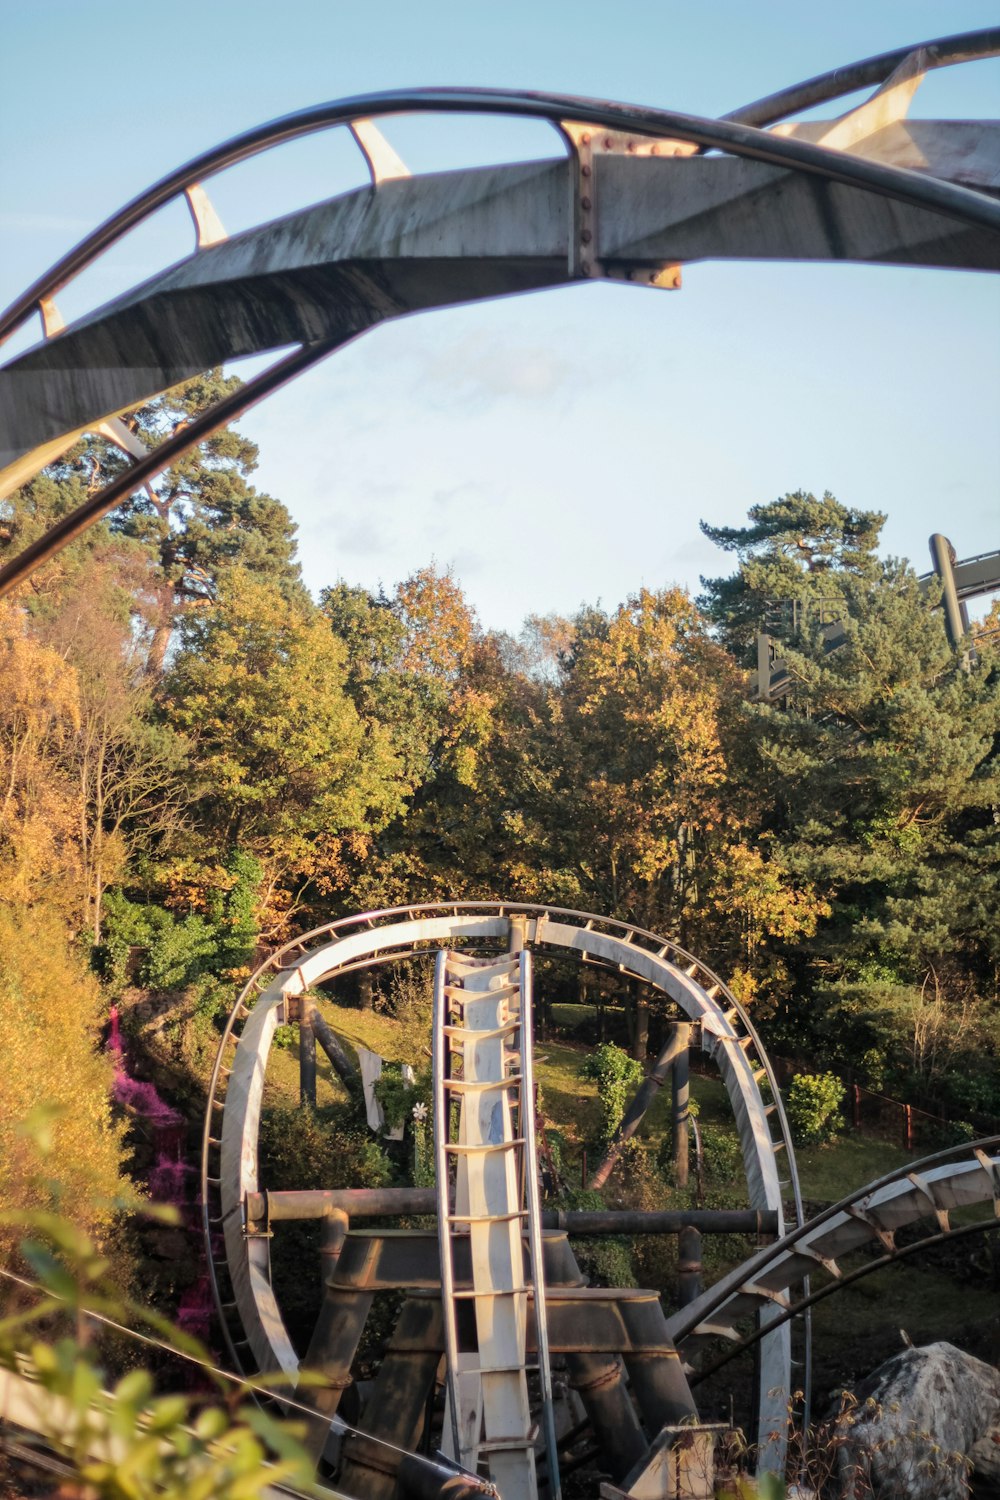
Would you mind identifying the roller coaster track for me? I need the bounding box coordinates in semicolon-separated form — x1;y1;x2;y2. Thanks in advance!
432;946;560;1498
200;901;805;1471
667;1136;1000;1381
1;30;998;597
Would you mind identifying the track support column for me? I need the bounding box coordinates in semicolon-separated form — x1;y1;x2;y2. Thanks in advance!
299;1009;317;1107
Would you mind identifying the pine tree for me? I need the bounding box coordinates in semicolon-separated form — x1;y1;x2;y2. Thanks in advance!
698;490;885;661
701;494;1000;1112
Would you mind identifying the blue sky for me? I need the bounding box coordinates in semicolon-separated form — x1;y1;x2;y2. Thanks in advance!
1;1;998;631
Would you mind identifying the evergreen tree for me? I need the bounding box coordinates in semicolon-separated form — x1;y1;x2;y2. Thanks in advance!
698;490;885;661
701;495;1000;1113
4;371;305;674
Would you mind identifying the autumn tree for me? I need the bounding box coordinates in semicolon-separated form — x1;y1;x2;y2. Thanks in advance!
322;566;497;907
36;565;189;941
0;597;83;915
0;904;128;1249
164;569;405;931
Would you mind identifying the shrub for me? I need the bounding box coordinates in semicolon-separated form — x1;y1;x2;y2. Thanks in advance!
581;1042;643;1147
206;848;262;977
556;1189;635;1289
140;913;218;990
95;894;220;993
374;1062;431;1131
258;1102;390;1192
785;1071;845;1146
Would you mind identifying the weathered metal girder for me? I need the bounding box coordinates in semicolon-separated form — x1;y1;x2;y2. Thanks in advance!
1;141;997;489
245;1187;777;1238
666;1137;1000;1372
335;1290;697;1495
0;29;998;606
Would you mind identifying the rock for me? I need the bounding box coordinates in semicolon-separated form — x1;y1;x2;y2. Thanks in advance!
833;1342;1000;1499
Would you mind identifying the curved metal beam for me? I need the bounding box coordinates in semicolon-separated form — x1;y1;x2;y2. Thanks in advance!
688;1214;999;1388
3;45;999;350
0;40;997;600
0;336;346;599
726;26;1000;128
667;1136;1000;1363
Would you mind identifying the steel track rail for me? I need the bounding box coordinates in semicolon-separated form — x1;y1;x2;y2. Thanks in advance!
667;1135;1000;1371
0;335;348;600
687;1213;1000;1388
2;27;998;350
725;27;1000;128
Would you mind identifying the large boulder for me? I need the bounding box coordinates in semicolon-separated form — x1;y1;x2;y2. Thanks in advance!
833;1342;1000;1499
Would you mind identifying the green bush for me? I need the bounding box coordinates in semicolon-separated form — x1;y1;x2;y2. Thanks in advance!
581;1042;643;1147
557;1189;635;1289
785;1072;845;1146
258;1102;391;1192
207;849;262;977
140;913;216;990
94;894;220;993
374;1062;431;1131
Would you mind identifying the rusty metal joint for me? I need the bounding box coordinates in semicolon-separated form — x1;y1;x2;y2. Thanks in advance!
568;1357;627;1395
243;1192;271;1239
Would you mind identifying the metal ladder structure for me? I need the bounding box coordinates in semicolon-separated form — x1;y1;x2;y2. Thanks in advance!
433;940;560;1500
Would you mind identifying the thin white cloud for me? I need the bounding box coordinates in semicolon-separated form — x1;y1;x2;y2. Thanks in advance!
421;333;583;410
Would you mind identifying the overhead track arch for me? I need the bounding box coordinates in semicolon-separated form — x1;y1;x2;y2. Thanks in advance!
0;29;998;597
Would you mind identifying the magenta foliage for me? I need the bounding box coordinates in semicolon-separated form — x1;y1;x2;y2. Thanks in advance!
113;1072;183;1133
147;1155;191;1203
105;1002;218;1366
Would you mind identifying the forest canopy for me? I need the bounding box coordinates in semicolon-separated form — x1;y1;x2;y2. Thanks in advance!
1;388;998;1236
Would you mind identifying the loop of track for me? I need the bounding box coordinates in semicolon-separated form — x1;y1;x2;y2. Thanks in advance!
200;900;806;1384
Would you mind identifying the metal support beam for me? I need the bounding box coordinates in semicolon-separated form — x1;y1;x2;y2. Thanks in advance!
590;1026;689;1189
337;1298;444;1500
677;1225;703;1310
248;1188;777;1238
930;532;972;659
307;1004;360;1090
299;1012;316;1108
671;1024;691;1189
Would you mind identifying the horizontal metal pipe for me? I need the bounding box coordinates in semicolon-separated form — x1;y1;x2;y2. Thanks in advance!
248;1186;436;1222
546;1208;774;1236
248;1189;776;1236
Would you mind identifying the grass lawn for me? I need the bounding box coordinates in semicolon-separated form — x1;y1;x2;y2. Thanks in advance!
270;999;920;1208
256;999;962;1216
795;1132;910;1203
